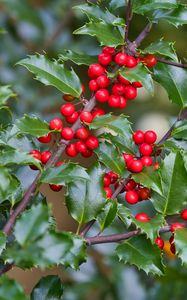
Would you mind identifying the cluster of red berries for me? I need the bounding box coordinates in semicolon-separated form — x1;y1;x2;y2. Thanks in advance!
88;46;156;109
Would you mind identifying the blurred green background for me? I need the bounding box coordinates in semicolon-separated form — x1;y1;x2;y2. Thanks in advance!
0;0;187;299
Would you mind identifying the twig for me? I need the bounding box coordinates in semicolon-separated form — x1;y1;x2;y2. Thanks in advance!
124;0;132;43
157;58;187;69
0;263;13;276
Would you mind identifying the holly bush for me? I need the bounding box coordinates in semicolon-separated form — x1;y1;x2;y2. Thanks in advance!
0;0;187;298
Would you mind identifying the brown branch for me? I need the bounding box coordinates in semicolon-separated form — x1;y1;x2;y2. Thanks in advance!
0;263;13;276
124;0;132;43
157;58;187;69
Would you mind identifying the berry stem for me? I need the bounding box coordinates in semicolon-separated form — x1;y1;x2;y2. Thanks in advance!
157;57;187;69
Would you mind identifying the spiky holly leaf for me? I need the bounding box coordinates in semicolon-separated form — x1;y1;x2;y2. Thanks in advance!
175;228;187;265
97;201;117;232
31;275;63;300
0;277;28;300
154;4;187;28
172;120;187;140
16;115;50;137
0;85;16;106
133;0;177;15
60;50;97;66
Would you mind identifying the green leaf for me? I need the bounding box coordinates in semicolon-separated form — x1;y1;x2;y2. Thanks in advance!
133;214;165;243
154;63;187;108
172;120;187;140
133;0;177;15
97;201;117;232
40;163;89;185
0;276;28;300
17;54;82;97
0;168;22;204
175;228;187;265
14;204;49;246
31;275;63;300
117;204;132;228
118;64;154;95
101;132;136;154
154;4;187;27
95;141;125;175
59;50;97;66
16;114;50;137
110;0;125;10
0;232;6;255
0;85;16;106
66;162;106;224
152;152;187;215
0;107;12;128
116;235;164;275
140;39;178;61
74;22;124;47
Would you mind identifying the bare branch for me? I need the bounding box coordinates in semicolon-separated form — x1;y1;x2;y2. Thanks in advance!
124;0;132;43
157;57;187;69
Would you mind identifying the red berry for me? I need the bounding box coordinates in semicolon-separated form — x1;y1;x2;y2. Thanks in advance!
56;161;64;167
133;81;142;88
154;162;160;170
104;174;111;187
49;184;62;192
86;135;99;150
63;94;75;102
170;243;176;254
170;223;185;232
117;75;130;85
144;130;157;144
98;53;112;66
66;111;79;124
80;111;93;124
118;96;127;109
108;94;120;108
81;84;85;94
125;179;137;191
75;140;87;153
141;156;153;166
29;150;41;170
96;75;110;88
76;127;90;140
107;171;118;184
133;130;145;144
128;159;144;173
88;64;105;78
61;127;74;140
137;187;151;201
104;187;113;198
102;46;115;55
49;118;63;131
124;85;137;100
81;149;93;158
95;89;109;102
139;143;153;156
122;153;134;165
112;83;126;95
92;108;105;119
38;133;52;144
155;237;164;249
89;79;99;92
65;144;77;157
135;213;150;222
181;209;187;220
125;56;137;68
125;190;139;204
60;103;75;117
114;52;127;66
41;151;51;164
144;54;157;68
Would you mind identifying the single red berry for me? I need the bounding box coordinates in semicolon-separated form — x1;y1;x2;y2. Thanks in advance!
92;108;105;119
114;52;127;66
49;118;63;131
133;81;142;88
76;127;90;140
125;179;137;191
61;127;74;140
125;55;138;68
29;150;41;170
80;111;93;124
49;184;62;192
63;94;75;102
117;75;130;85
66;111;79;124
75;140;87;153
170;243;176;255
181;209;187;220
128;159;144;173
155;237;164;250
56;161;64;167
144;130;157;144
107;171;118;184
112;83;126;95
96;75;110;88
124;85;137;100
108;94;121;108
137;187;151;201
122;153;134;165
81;149;93;158
169;235;174;244
88;68;95;79
60;103;75;117
41;151;51;164
95;89;109;102
141;156;153;166
81;84;85;94
125;190;139;204
118;96;127;109
139;143;153;156
89;79;99;92
170;223;185;232
135;213;150;222
102;46;115;55
154;162;160;170
104;174;111;187
144;54;157;68
133;130;145;144
38;133;52;144
88;63;105;78
104;187;113;198
65;144;78;157
86;135;99;150
98;53;112;66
